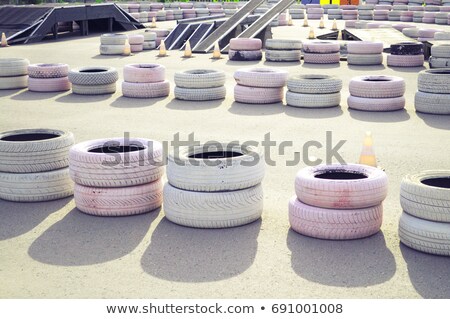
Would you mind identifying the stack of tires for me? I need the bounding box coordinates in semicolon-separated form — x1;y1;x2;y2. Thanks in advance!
342;8;359;20
234;68;288;104
323;4;339;14
265;39;302;62
0;128;74;202
302;41;340;64
435;12;450;24
122;64;170;99
435;32;450;40
415;69;450;114
139;2;150;13
286;74;342;108
306;6;324;20
138;11;148;23
399;170;450;256
163;142;265;228
289;164;388;240
347;41;384;66
27;63;71;93
151;3;164;12
174;69;226;101
400;11;414;22
129;34;144;53
100;33;128;56
348;75;405;111
423;11;437;24
388;9;402;21
278;12;288;26
143;31;157;50
165;10;175;21
69;137;164;216
68;67;119;95
156;10;166;21
429;44;450;68
358;5;375;20
228;38;263;61
412;10;424;23
387;42;424;67
173;9;183;20
180;3;194;9
289;6;305;19
418;28;442;41
328;8;343;20
183;9;196;19
196;8;210;18
154;29;170;46
128;3;139;13
374;9;389;20
0;58;29;90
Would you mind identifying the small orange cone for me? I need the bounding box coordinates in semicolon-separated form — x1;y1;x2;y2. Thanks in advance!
122;39;131;56
183;40;192;58
308;27;315;39
150;16;157;28
359;132;377;167
303;16;308;27
1;32;8;47
319;17;325;29
212;42;221;59
331;19;338;31
158;39;167;56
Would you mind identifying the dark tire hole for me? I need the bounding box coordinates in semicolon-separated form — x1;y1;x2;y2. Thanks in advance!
1;133;59;142
315;172;368;180
189;151;244;159
80;69;107;73
89;145;145;153
421;177;450;189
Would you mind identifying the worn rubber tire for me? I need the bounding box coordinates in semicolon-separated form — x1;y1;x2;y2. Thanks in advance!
347;41;384;54
143;32;157;41
0;168;73;202
122;80;170;98
234;85;283;104
417;69;450;94
349;75;405;98
414;91;450;114
286;74;342;94
289;197;383;240
0;75;28;90
234;68;288;88
100;33;128;45
431;44;450;58
229;38;262;50
71;83;116;95
174;69;226;89
402;27;419;38
390;42;424;55
69;67;118;85
74;179;163;217
228;49;262;61
0;58;30;77
286;91;341;108
302;41;340;53
123;63;165;83
265;39;302;50
303;52;341;64
0;128;74;173
27;63;69;78
167;143;265;192
387;54;424;67
143;41;157;50
348;95;405;111
28;77;71;92
347;53;383;65
434;32;450;40
130;44;144;52
100;44;126;55
163;183;263;228
265;50;301;62
429;57;450;69
295;163;388;209
399;212;450;256
174;86;226;101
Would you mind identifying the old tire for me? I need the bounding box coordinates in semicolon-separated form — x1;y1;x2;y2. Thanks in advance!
71;83;116;95
387;54;424;67
234;85;283;104
287;74;342;94
122;80;170;98
100;33;128;45
265;39;302;50
347;41;384;54
174;69;226;89
0;75;28;90
286;91;341;108
100;44;126;55
27;63;69;78
234;68;288;88
349;75;405;98
347;53;383;65
28;77;71;92
265;50;301;62
429;57;450;69
69;67;118;85
302;41;340;53
228;49;262;61
414;91;450;115
348;95;405;111
0;58;29;77
417;69;450;94
229;38;262;50
303;52;340;64
123;64;165;83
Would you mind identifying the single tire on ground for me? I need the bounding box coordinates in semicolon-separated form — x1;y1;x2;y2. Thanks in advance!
174;86;226;101
100;44;126;55
0;75;28;90
28;77;71;92
303;52;340;64
347;53;383;65
71;83;116;95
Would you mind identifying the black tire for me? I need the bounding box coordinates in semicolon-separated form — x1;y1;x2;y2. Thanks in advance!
390;42;424;55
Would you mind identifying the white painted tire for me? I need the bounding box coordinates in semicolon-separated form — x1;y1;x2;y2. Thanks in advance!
289;197;383;240
69;137;164;187
399;212;450;256
234;68;288;88
347;41;384;54
122;80;170;98
418;69;450;94
71;83;116;95
265;50;302;62
174;86;226;101
349;75;405;98
123;64;165;83
265;39;302;50
434;32;450;40
27;63;69;78
0;75;28;90
387;54;424;67
414;91;450;115
302;41;340;53
0;168;73;202
286;91;341;108
348;95;405;111
163;183;263;228
234;85;283;104
100;33;128;45
167;143;264;192
287;74;342;94
174;69;226;89
229;38;262;50
429;57;450;69
303;52;340;64
143;41;157;50
69;67;118;85
295;163;388;209
143;32;157;41
0;58;29;77
347;53;383;65
100;44;126;55
74;179;163;217
0;128;74;173
28;77;71;92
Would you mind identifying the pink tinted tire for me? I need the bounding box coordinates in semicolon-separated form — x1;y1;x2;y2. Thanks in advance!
387;54;424;67
303;52;340;64
302;41;340;53
349;75;405;98
123;64;165;83
234;68;288;88
347;95;405;111
27;63;69;78
229;38;262;50
234;85;283;104
122;81;170;98
28;77;71;92
128;34;145;45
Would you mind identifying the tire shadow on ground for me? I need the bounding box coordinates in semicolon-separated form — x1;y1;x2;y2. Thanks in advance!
91;54;130;60
0;88;26;98
287;230;396;287
165;98;223;110
263;61;301;67
347;65;386;71
284;105;344;119
416;112;450;130
228;101;284;116
11;90;66;101
400;244;450;298
0;197;72;241
225;60;262;66
110;96;169;108
387;66;427;73
56;93;113;103
301;63;341;70
140;218;261;282
349;108;410;123
28;207;158;266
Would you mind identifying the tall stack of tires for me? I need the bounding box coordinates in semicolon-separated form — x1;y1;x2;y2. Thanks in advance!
122;64;170;99
183;8;196;19
0;129;74;202
129;34;145;53
429;44;450;68
374;8;389;20
289;5;305;19
228;38;263;61
289;164;388;240
27;63;71;93
143;31;156;50
302;41;340;64
347;41;384;66
342;6;359;20
0;58;29;90
358;4;375;20
69;137;164;216
306;5;324;20
163;142;265;228
174;69;226;101
348;75;406;111
234;68;288;104
414;69;450;114
264;39;302;62
68;67;119;95
328;8;343;20
285;74;342;108
100;33;128;56
399;170;450;256
387;42;424;67
173;9;183;20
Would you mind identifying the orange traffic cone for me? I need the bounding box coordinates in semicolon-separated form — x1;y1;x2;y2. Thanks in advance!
212;42;221;59
150;16;157;28
122;39;131;56
303;16;308;27
308;27;315;39
1;32;8;47
359;132;377;167
319;17;325;29
158;39;167;56
331;19;338;31
183;40;192;58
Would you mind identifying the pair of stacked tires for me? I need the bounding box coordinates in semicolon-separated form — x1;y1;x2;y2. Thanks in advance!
174;69;226;101
286;75;342;108
164;143;265;228
429;44;450;68
289;6;305;19
306;7;324;20
143;31;157;50
154;29;170;46
414;69;450;114
234;68;288;104
348;75;406;111
68;67;119;95
399;170;450;256
129;34;145;53
100;34;128;56
347;41;384;66
0;129;74;202
228;38;263;61
302;41;340;64
265;39;302;62
387;42;424;67
289;164;388;240
27;63;71;92
122;64;170;99
69;137;164;216
0;58;29;90
328;9;343;20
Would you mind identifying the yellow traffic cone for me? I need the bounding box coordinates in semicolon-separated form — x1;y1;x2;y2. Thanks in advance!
183;40;192;58
288;14;293;26
303;16;308;27
150;16;157;28
158;39;167;56
331;19;338;31
122;39;131;56
308;27;315;39
359;132;377;167
1;32;8;47
319;17;325;29
212;42;221;59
